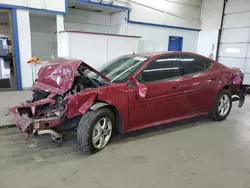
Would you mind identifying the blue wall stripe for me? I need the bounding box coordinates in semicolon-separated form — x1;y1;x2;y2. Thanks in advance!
127;19;201;32
11;9;22;91
65;0;69;15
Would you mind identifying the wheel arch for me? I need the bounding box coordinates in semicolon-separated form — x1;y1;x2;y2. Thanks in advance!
90;102;124;134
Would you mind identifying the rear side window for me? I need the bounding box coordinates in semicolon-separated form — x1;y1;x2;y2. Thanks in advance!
139;55;182;83
180;54;212;75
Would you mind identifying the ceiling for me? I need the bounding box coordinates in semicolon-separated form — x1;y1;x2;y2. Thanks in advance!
68;1;127;14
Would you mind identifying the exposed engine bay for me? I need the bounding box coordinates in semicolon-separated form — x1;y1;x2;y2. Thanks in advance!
18;65;102;120
8;60;109;142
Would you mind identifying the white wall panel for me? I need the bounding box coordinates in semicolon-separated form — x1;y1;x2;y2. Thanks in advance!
243;73;250;85
218;57;245;70
244;59;250;73
247;48;250;58
166;14;200;29
197;30;218;60
127;24;198;53
170;0;202;6
65;22;110;33
65;9;110;26
165;2;200;20
45;0;65;12
219;43;248;58
128;0;201;29
16;10;33;88
223;12;250;29
69;33;107;68
0;0;25;6
200;0;223;30
57;32;69;57
0;25;10;38
221;28;250;43
111;11;126;34
129;3;165;25
65;9;111;33
225;0;250;14
0;0;65;12
66;32;139;69
30;14;57;61
107;37;138;61
26;0;45;9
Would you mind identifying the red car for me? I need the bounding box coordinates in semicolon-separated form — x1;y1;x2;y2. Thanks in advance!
9;52;246;154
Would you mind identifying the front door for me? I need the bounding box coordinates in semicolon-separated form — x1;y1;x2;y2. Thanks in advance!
128;55;186;130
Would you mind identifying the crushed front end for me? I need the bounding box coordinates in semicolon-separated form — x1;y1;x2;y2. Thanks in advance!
9;90;67;139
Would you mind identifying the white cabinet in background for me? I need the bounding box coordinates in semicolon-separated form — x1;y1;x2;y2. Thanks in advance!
57;30;140;69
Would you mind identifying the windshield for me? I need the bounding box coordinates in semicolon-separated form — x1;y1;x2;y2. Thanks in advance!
88;55;149;83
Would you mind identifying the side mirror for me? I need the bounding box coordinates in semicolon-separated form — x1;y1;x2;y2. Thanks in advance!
129;77;147;101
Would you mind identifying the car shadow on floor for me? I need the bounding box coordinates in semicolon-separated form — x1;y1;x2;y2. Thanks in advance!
48;115;213;148
111;115;213;145
1;115;214;152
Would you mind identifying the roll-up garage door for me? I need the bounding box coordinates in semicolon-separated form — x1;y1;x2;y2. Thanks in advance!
218;0;250;84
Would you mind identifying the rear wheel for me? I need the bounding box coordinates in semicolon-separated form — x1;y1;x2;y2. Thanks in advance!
211;89;232;121
77;108;115;155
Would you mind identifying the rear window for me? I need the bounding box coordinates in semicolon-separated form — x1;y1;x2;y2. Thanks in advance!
180;54;212;75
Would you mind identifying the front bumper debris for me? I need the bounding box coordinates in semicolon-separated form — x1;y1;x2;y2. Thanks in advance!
232;85;247;108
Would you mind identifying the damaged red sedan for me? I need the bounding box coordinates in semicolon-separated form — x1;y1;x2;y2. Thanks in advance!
9;52;246;154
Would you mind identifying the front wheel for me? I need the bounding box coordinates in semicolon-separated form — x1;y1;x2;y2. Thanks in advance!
211;89;232;121
77;108;115;155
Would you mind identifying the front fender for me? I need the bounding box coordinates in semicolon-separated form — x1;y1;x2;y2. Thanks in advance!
90;102;109;111
66;91;97;119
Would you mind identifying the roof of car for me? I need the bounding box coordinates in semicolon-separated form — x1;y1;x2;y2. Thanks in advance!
126;51;200;58
122;51;175;58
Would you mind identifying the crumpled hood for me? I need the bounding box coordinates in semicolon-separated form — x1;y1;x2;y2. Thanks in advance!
32;57;110;95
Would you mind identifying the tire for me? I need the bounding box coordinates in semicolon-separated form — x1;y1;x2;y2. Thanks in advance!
77;108;115;155
211;89;232;121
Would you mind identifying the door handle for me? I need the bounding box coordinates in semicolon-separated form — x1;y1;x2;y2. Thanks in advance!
210;77;217;81
172;84;181;89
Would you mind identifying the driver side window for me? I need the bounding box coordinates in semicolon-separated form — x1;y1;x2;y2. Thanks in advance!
137;55;183;83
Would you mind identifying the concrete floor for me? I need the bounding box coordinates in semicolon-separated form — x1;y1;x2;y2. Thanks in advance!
0;91;31;126
0;96;250;188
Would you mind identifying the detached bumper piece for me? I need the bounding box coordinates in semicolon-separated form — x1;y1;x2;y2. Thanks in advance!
232;85;247;108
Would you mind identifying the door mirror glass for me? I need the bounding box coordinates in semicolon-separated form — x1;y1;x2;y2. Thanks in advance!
129;77;147;100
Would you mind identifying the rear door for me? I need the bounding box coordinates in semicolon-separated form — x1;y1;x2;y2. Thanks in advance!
178;54;219;113
128;55;186;130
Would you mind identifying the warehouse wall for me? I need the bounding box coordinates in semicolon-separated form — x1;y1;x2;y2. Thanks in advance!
30;14;57;61
200;0;223;30
16;9;33;88
0;25;10;38
64;9;111;33
64;0;202;54
111;11;126;34
0;0;66;12
197;0;223;59
218;0;250;84
128;0;201;29
127;24;199;53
